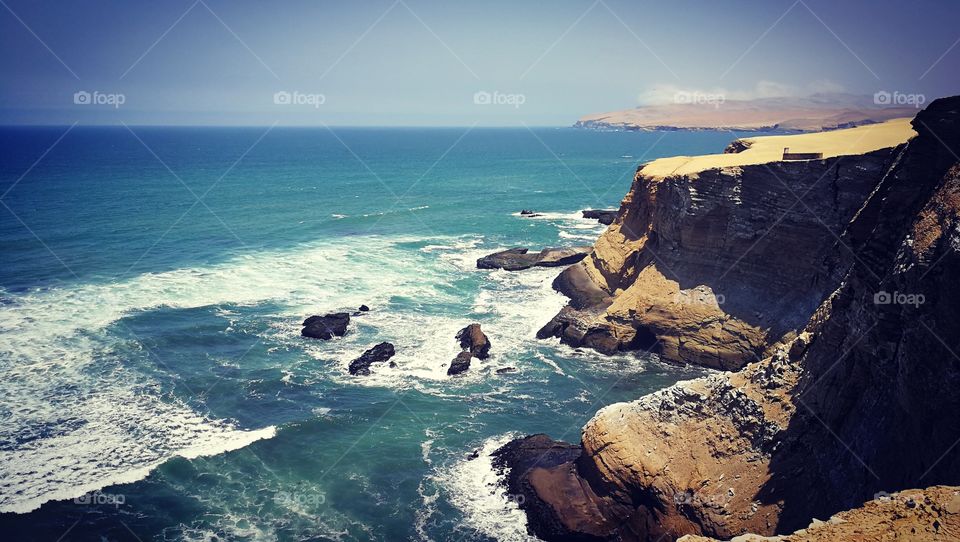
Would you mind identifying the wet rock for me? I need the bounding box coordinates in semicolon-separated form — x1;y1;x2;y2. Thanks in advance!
456;323;490;359
448;351;473;376
491;435;615;540
520;209;543;217
477;246;591;271
348;342;395;375
358;304;370;312
581;209;618;225
496;367;517;374
301;312;350;340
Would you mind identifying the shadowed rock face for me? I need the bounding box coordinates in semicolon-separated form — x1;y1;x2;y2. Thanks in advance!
502;97;960;541
540;135;903;369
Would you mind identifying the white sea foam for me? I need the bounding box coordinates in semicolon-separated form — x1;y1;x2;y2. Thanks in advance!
0;227;586;514
0;235;454;513
512;210;607;246
435;433;539;542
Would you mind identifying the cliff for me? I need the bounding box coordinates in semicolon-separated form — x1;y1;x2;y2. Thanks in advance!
678;486;960;541
539;118;916;370
502;96;960;541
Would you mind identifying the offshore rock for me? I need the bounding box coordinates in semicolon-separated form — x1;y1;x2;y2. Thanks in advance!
302;312;350;340
477;246;592;271
348;342;395;375
582;209;619;225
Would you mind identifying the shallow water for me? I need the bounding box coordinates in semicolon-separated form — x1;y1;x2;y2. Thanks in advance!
0;126;739;540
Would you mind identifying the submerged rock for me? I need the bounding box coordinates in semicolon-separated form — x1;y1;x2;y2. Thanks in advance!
301;312;350;340
348;342;395;375
476;246;591;271
581;209;618;225
520;209;543;217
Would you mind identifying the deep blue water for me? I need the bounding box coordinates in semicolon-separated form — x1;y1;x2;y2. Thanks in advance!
0;126;738;541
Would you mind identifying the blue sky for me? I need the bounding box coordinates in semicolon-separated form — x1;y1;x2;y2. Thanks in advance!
1;0;957;126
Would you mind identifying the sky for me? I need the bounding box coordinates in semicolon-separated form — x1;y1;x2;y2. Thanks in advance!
1;0;958;126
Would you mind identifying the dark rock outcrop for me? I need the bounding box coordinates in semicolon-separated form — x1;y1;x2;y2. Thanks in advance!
448;323;491;375
581;209;618;225
520;209;543;217
447;351;473;376
491;435;598;541
477;247;592;271
348;342;395;375
456;323;490;359
302;312;350;340
500;97;960;541
358;304;370;312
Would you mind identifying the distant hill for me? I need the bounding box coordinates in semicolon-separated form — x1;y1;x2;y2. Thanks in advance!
575;94;919;132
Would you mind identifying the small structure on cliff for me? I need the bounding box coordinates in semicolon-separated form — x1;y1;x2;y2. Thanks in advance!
782;147;823;160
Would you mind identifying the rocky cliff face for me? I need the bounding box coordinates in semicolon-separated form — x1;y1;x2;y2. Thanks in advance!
540;142;900;370
679;486;960;542
504;96;960;541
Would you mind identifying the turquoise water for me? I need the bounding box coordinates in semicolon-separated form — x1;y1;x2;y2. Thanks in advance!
0;127;737;541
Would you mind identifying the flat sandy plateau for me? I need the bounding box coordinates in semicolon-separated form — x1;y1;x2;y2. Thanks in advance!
641;117;917;178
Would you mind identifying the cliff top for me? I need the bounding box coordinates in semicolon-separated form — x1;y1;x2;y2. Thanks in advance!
640;117;917;179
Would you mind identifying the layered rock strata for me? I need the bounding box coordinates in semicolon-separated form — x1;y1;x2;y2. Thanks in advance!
540;120;915;369
503;97;960;541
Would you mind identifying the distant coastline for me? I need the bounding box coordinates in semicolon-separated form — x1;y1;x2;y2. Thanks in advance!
574;93;919;133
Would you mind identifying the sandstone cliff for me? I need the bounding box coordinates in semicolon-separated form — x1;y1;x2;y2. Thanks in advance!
502;96;960;541
539;119;915;370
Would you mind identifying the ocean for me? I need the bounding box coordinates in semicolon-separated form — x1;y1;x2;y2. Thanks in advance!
0;126;738;541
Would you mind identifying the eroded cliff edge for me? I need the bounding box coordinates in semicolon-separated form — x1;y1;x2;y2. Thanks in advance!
502;97;960;541
539;118;916;370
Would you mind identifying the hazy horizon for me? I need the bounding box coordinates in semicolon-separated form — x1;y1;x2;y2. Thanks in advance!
2;0;959;126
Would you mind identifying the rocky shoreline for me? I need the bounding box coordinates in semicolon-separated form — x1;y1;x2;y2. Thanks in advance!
498;97;960;541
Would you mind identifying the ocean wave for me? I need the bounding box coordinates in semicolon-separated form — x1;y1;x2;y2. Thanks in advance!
0;235;452;513
433;433;539;542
